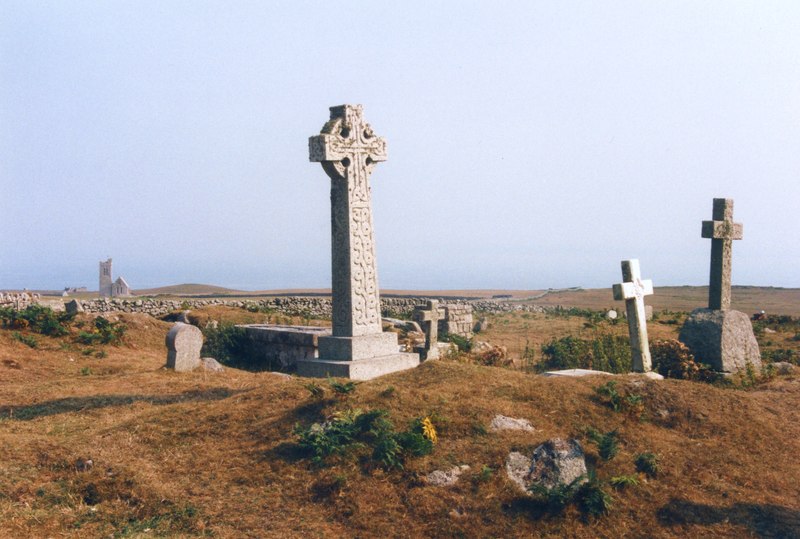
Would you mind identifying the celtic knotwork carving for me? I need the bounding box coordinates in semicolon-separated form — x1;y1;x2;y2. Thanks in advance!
310;105;386;337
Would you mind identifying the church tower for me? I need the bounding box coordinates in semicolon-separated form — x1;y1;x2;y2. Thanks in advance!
99;258;113;297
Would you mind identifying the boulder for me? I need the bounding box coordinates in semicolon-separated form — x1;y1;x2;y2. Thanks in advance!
771;362;796;375
65;299;84;315
679;308;761;373
200;357;225;372
505;438;587;494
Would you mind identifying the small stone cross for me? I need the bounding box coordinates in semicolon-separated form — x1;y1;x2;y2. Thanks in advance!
413;300;440;360
701;198;743;311
309;105;387;338
612;259;654;372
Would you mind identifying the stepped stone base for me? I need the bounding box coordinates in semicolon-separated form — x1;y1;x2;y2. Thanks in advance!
296;352;420;380
679;308;761;373
297;331;419;380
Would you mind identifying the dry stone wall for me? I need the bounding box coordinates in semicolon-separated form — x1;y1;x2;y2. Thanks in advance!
67;296;552;320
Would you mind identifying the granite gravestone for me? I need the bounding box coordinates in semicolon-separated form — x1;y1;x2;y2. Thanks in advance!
679;199;760;373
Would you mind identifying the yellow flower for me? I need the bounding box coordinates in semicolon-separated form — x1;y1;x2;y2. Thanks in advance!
421;416;437;444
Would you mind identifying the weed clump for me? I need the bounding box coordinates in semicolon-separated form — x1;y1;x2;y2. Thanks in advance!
76;317;127;346
593;381;644;417
294;409;435;470
634;452;660;478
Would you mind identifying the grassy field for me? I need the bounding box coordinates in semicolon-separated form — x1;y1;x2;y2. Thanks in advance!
0;300;799;537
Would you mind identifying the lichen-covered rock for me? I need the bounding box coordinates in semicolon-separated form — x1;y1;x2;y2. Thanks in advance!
505;438;587;494
425;465;469;487
490;414;535;432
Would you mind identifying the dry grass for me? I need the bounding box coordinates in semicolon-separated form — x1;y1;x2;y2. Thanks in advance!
0;307;799;537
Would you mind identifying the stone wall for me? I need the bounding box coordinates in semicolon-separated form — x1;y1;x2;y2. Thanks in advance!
439;304;474;339
60;296;553;319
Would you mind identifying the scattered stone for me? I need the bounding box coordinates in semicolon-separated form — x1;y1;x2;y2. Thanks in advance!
425;465;470;487
679;308;761;373
200;357;224;372
542;369;613;378
763;327;776;334
474;318;489;332
489;414;535;432
771;362;796;375
165;323;203;372
506;439;588;495
65;299;84;315
176;310;192;324
606;309;618;320
612;259;654;372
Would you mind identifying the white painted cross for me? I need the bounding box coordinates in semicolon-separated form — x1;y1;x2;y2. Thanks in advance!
612;259;654;372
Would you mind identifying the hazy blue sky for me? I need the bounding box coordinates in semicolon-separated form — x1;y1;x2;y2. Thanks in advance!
2;1;799;291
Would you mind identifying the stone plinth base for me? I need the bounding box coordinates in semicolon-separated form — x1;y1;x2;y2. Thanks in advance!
679;308;761;373
296;352;420;380
298;331;420;380
239;324;331;370
318;332;400;361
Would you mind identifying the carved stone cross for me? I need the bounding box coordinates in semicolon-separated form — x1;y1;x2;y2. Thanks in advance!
612;259;654;372
701;198;743;311
413;300;440;360
309;105;387;338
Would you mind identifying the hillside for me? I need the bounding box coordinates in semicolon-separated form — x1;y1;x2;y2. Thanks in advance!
0;306;799;537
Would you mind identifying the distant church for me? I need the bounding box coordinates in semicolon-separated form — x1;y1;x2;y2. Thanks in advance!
99;258;132;297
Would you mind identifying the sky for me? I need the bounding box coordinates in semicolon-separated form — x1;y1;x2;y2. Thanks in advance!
1;1;799;292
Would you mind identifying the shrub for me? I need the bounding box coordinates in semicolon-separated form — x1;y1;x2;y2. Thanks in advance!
448;334;472;353
539;334;631;373
1;305;73;336
528;475;586;515
201;323;247;366
650;340;716;381
763;348;797;365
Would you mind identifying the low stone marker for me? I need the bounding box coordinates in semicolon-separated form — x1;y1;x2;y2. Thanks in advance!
612;259;654;372
413;300;441;360
679;199;761;373
166;323;203;372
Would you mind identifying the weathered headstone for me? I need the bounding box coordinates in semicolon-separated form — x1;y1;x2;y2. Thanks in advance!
413;300;440;360
679;198;760;372
296;105;419;380
165;323;203;372
612;259;654;372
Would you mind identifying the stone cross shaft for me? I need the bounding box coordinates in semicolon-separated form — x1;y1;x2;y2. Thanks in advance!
612;259;654;372
413;300;440;359
701;198;743;311
309;105;387;337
